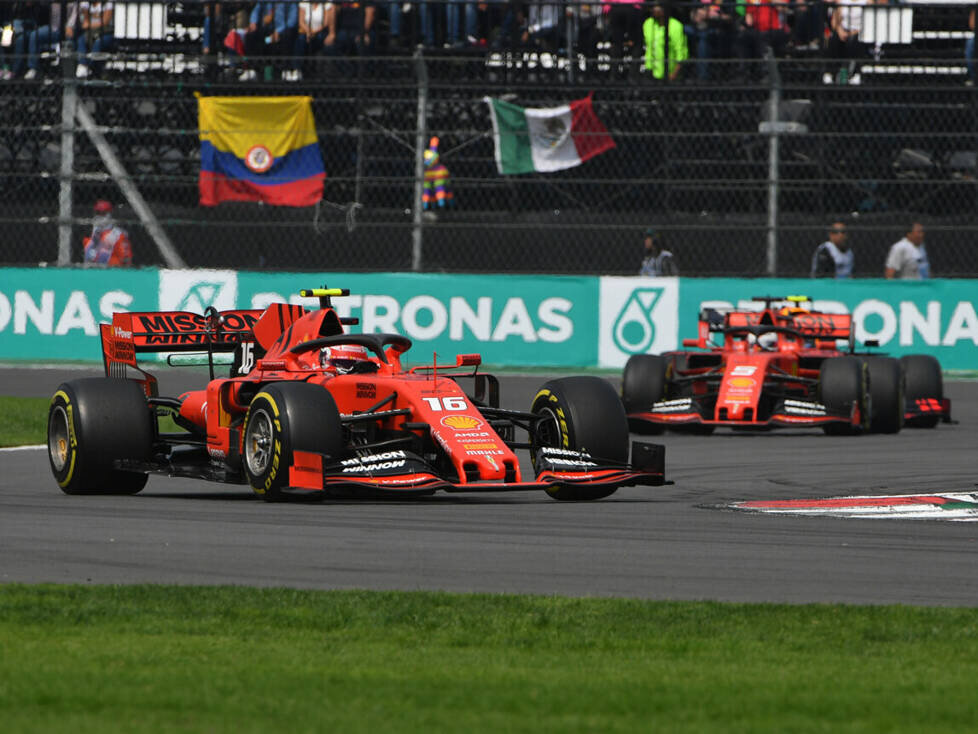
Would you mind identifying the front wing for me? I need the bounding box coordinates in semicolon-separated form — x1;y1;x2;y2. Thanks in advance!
628;396;859;430
284;443;667;496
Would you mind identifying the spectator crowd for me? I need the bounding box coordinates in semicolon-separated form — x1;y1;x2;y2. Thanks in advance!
1;1;970;84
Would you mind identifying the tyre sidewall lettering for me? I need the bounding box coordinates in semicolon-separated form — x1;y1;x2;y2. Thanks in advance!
51;391;78;488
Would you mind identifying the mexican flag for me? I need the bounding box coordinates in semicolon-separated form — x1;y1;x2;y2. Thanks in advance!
485;95;616;175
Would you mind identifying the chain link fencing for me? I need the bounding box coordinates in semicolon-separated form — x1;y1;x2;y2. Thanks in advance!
1;1;976;276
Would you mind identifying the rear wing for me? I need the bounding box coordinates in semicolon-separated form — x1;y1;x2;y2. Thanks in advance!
100;309;265;392
685;308;853;348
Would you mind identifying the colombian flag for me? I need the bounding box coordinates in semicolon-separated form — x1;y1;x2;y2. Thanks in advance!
198;95;325;207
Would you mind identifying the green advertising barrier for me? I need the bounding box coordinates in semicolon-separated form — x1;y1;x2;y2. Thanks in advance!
0;268;599;367
232;271;599;367
0;267;159;361
676;279;978;371
2;269;974;371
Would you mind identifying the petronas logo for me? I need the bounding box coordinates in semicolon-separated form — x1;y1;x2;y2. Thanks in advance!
176;282;226;312
613;288;662;354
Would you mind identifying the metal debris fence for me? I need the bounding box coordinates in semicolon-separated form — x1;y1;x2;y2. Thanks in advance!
1;1;976;276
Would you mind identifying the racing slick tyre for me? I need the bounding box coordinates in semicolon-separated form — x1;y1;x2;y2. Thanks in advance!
47;378;152;495
621;354;668;434
818;357;870;436
901;354;943;428
242;383;344;501
531;376;629;502
864;356;904;434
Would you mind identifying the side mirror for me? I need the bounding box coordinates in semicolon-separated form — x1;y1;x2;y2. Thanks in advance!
682;338;700;348
455;353;481;367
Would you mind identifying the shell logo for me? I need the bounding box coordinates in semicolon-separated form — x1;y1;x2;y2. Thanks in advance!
441;415;483;430
730;377;756;388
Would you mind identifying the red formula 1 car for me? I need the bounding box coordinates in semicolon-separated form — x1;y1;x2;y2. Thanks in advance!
47;288;666;501
622;296;951;435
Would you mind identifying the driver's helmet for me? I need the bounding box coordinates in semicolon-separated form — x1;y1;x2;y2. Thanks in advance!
320;344;370;373
778;305;808;321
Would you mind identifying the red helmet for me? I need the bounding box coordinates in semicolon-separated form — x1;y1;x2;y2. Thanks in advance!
93;199;113;214
320;344;369;373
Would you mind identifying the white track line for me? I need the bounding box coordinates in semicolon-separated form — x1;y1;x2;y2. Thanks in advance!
0;445;45;452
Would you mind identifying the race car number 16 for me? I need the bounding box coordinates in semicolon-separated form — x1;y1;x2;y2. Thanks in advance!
422;397;467;411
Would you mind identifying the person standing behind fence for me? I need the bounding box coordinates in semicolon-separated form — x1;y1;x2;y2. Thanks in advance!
885;221;930;279
639;227;679;276
83;200;132;267
75;2;116;79
811;221;853;278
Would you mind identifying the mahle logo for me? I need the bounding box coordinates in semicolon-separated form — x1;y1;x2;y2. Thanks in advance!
613;288;662;354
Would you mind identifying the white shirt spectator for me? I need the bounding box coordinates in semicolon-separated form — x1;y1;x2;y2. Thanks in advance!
885;237;929;279
836;0;864;35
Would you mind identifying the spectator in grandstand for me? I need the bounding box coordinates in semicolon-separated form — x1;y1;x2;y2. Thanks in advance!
966;8;975;85
239;2;300;81
789;0;826;50
293;2;331;79
885;221;930;279
447;0;480;49
643;1;688;81
811;221;853;278
323;1;376;74
686;0;736;82
0;2;49;80
520;1;562;53
22;2;76;81
822;0;867;85
75;1;116;79
640;227;679;276
83;200;132;267
606;0;646;78
734;0;789;80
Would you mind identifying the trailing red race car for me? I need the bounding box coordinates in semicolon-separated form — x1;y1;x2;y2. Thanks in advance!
47;287;666;501
622;296;951;435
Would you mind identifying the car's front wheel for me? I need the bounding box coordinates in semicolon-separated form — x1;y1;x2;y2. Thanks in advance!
531;376;629;501
242;383;344;501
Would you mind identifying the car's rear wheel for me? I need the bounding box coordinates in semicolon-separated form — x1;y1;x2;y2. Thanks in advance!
531;376;629;501
48;378;152;495
242;383;344;501
818;357;869;436
901;354;943;428
864;356;904;434
621;354;669;434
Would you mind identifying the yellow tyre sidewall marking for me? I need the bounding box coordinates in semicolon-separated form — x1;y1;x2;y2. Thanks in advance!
247;391;284;494
52;390;77;488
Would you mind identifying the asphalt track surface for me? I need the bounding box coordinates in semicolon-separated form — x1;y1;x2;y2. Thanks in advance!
2;366;976;606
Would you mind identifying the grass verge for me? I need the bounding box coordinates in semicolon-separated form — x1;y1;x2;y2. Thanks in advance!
2;584;978;733
0;396;49;447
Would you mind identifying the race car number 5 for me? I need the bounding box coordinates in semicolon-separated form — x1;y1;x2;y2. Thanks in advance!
422;396;468;411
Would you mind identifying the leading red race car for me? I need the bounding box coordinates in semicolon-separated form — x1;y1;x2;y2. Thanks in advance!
622;296;951;434
48;287;666;501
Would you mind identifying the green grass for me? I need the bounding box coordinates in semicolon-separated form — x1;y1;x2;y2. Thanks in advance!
2;585;978;733
0;396;49;447
0;397;182;448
